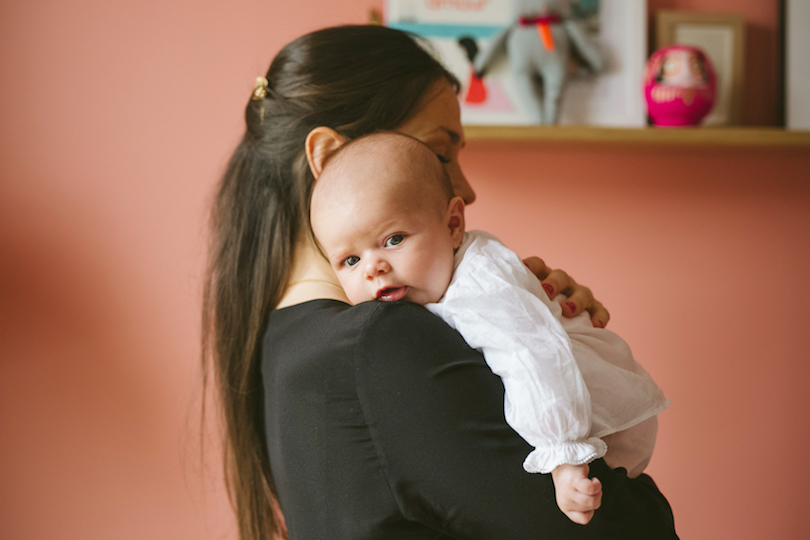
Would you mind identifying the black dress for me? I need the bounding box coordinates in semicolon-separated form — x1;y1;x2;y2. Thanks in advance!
262;299;677;539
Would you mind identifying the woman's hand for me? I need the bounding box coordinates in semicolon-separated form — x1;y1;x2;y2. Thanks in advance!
523;257;609;328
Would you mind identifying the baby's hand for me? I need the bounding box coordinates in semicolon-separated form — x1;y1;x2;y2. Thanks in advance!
550;463;602;525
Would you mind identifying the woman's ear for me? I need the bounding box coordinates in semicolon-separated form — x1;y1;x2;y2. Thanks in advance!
305;127;346;179
446;196;466;249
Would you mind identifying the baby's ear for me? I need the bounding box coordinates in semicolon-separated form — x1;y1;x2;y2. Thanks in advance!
446;196;466;249
306;127;346;179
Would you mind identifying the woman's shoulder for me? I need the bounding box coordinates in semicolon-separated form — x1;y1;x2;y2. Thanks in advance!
266;298;469;353
351;302;484;390
356;301;473;354
268;298;448;332
264;299;477;381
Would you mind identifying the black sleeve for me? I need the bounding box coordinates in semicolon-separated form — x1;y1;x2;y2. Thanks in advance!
354;302;677;539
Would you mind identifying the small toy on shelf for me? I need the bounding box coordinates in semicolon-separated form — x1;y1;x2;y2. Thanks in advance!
473;0;603;125
644;45;716;127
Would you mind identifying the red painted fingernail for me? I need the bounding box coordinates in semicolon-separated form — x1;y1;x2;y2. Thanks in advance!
542;283;554;297
565;302;576;314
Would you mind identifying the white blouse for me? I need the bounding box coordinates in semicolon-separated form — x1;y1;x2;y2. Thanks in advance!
426;231;670;474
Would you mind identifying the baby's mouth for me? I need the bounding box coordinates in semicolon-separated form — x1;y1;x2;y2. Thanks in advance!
376;286;408;302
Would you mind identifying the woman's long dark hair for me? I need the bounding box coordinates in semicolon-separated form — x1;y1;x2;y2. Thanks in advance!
202;25;458;540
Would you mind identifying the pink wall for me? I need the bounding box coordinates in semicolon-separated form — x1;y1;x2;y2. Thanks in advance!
464;141;810;539
0;1;374;538
1;1;807;539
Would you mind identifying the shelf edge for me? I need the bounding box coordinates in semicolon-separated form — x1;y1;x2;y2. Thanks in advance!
463;125;810;146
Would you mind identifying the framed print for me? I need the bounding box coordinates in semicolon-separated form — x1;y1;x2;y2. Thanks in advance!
656;10;745;126
385;0;647;127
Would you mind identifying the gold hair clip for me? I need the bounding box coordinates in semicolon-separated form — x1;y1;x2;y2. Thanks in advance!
252;76;268;100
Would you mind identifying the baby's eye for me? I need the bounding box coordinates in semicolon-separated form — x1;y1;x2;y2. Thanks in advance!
436;154;451;164
344;255;361;267
385;234;404;247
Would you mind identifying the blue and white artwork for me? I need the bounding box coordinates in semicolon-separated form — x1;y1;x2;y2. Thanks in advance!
386;0;647;127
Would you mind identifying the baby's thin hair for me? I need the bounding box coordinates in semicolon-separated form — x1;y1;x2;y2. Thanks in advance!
322;131;455;203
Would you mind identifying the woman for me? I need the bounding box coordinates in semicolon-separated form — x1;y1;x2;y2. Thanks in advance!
203;25;677;539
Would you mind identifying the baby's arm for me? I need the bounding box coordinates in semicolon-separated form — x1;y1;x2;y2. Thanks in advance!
551;463;602;525
426;231;606;474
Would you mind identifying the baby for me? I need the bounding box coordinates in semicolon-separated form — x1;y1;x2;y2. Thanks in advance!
310;132;670;525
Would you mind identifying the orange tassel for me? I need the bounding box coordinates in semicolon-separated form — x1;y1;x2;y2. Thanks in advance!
538;23;555;51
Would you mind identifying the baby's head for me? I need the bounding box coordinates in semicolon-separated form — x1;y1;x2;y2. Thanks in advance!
311;131;465;305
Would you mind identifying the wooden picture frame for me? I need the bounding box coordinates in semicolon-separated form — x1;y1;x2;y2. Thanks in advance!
656;10;745;126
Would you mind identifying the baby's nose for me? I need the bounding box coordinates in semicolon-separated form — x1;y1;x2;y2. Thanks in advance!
364;258;391;280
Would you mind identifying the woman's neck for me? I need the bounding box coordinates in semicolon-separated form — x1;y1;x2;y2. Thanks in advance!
276;234;349;308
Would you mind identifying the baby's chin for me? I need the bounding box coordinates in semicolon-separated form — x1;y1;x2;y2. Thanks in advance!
405;290;445;306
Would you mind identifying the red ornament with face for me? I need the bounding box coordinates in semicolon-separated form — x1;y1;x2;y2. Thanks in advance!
644;45;716;127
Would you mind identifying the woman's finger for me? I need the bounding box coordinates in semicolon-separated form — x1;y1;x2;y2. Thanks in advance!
525;258;611;327
562;289;611;328
522;256;551;281
560;284;594;317
586;299;610;328
539;268;573;300
560;284;611;328
557;279;594;318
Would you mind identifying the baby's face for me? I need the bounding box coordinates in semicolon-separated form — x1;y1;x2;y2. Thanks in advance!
314;176;457;306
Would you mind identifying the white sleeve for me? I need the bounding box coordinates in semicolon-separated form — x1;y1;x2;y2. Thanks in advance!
555;301;671;439
426;231;606;473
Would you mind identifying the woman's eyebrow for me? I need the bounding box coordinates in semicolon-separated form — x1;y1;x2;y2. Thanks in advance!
440;127;461;144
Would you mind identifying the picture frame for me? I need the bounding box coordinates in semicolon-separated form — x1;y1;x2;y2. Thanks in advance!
783;0;810;130
655;10;745;126
385;0;648;128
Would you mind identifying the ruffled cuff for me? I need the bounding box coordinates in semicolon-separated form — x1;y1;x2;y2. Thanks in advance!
522;437;608;474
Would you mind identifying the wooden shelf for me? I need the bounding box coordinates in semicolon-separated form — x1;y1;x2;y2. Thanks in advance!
464;125;810;147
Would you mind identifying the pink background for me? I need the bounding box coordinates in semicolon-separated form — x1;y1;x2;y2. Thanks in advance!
1;1;808;539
